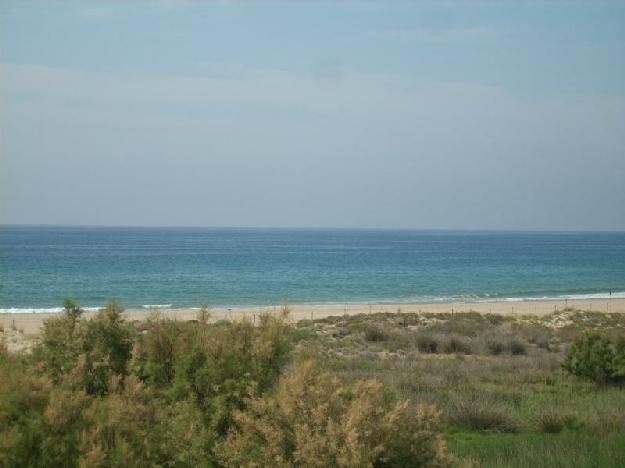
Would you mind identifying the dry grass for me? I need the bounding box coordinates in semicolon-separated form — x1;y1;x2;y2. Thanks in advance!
298;307;625;447
444;392;519;433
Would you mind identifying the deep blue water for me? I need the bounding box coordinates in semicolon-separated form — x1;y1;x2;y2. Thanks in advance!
1;225;624;311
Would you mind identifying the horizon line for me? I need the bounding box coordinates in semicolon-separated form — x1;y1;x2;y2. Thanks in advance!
2;223;625;234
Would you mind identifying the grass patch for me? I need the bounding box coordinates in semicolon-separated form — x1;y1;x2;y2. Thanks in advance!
363;325;387;342
445;393;519;433
449;431;625;468
533;410;578;433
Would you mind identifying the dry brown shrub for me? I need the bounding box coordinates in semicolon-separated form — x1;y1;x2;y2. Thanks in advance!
220;361;458;467
416;334;439;354
0;338;7;361
44;388;89;434
41;382;91;465
441;335;472;354
77;375;154;466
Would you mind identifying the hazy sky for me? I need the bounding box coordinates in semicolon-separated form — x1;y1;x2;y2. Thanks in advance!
1;1;624;230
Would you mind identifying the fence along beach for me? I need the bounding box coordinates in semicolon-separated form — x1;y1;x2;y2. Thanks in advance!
3;297;624;335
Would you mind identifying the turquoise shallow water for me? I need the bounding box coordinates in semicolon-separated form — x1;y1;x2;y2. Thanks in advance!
1;226;624;311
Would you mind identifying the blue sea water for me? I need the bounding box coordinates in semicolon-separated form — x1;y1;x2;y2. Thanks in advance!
1;225;624;312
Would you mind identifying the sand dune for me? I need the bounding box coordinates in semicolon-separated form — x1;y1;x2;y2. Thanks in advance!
2;297;624;335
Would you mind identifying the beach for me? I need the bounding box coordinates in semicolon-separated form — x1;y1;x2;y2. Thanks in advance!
3;297;624;335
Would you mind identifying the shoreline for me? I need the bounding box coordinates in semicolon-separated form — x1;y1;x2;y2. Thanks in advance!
3;291;624;314
2;297;625;335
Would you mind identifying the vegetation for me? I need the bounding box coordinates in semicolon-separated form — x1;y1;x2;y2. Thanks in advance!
562;333;625;384
305;309;625;467
2;303;625;466
220;361;455;467
1;301;458;467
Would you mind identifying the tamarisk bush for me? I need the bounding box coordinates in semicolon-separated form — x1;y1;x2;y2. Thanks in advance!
1;301;458;467
220;360;459;467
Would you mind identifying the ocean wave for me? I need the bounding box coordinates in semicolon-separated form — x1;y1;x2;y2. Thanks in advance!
555;291;625;300
0;307;103;314
435;292;625;304
2;292;623;313
0;304;172;314
294;291;625;307
475;292;625;303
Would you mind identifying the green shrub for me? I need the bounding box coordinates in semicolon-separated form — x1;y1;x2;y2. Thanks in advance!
79;302;134;395
169;315;293;435
137;314;182;385
34;299;86;380
562;333;625;384
34;300;134;394
63;298;84;323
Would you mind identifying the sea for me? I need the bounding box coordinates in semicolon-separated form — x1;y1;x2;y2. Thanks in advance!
1;225;624;313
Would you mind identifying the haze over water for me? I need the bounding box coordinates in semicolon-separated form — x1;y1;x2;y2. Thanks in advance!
1;225;624;311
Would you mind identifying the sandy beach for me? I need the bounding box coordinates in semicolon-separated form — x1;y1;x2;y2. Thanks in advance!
2;297;624;335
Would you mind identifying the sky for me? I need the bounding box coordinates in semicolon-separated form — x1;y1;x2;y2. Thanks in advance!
1;1;624;230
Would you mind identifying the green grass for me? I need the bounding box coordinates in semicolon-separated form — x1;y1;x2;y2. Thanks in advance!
449;431;625;468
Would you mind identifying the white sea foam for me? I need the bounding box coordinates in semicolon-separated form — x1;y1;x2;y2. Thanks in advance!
556;291;625;300
0;306;103;314
296;291;625;307
453;291;625;303
3;292;624;314
0;307;65;314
